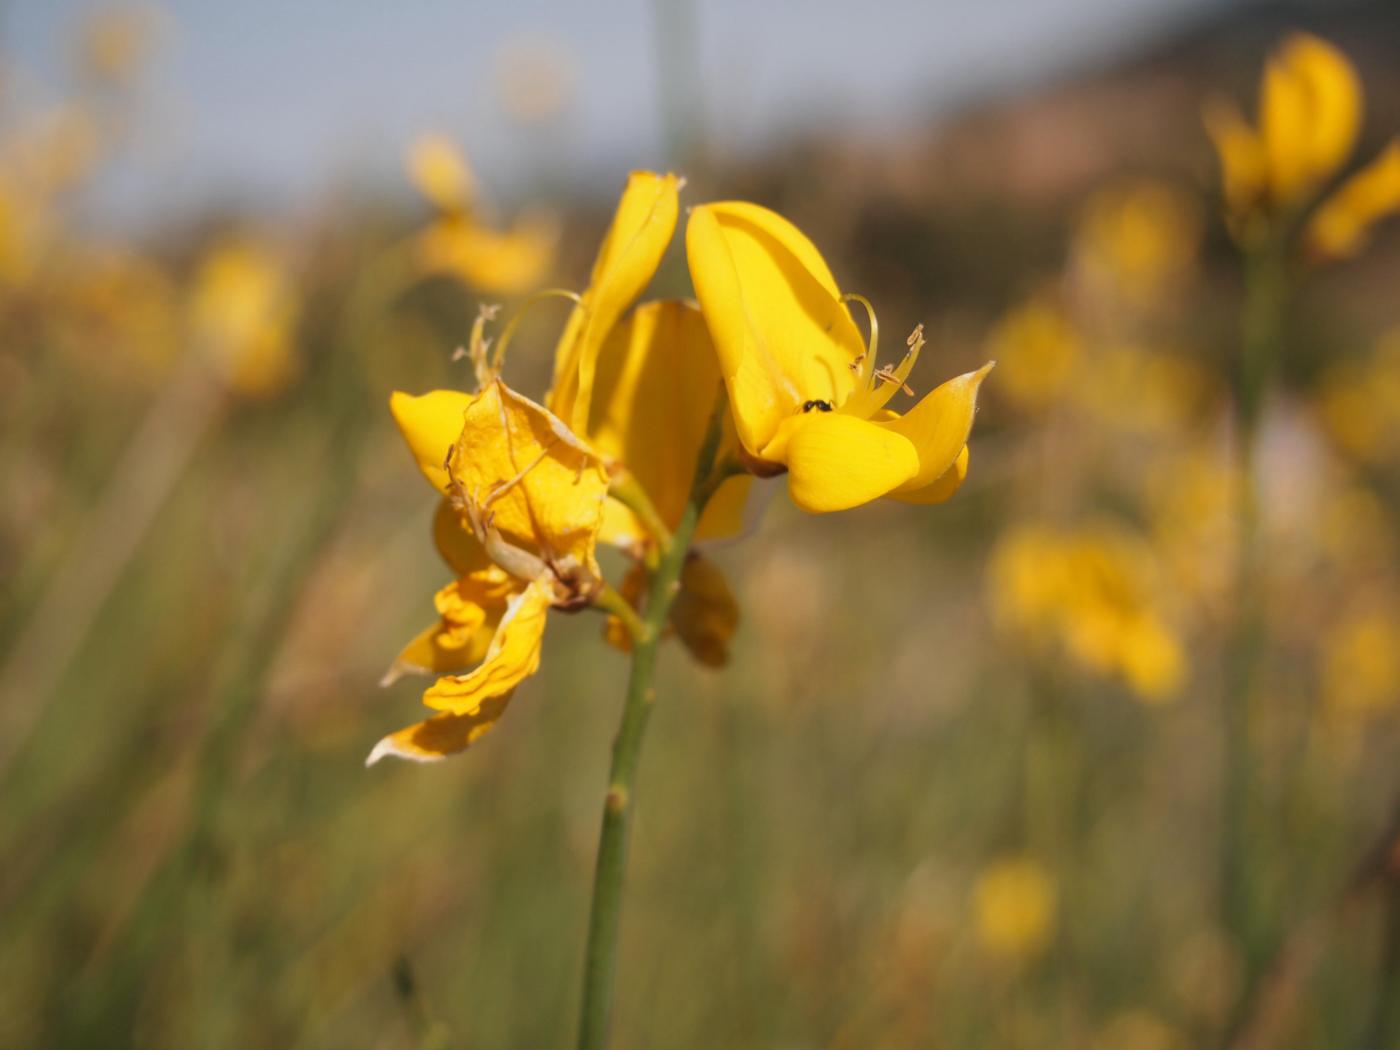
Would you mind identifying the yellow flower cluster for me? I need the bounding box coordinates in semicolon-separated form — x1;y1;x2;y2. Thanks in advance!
373;173;991;762
988;521;1184;702
1205;32;1400;257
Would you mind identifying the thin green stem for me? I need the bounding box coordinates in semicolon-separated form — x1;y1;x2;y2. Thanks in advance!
608;471;673;552
591;581;649;645
576;402;726;1050
1223;235;1287;1005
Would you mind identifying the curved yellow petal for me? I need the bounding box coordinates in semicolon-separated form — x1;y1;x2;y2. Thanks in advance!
365;695;514;765
786;412;919;513
390;389;472;493
422;579;551;715
432;498;492;575
878;363;992;493
1204;99;1267;220
687;202;865;457
1305;140;1400;260
549;171;680;433
887;445;970;505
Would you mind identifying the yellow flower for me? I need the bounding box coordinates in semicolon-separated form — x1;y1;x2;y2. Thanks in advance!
686;201;990;513
406;134;557;296
1206;33;1400;253
988;521;1184;702
1205;33;1359;217
1316;328;1400;464
1073;180;1201;309
370;380;608;764
187;236;299;399
985;294;1079;413
1320;606;1400;718
972;856;1057;964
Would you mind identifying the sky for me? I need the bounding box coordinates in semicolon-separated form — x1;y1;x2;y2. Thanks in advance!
5;0;1223;223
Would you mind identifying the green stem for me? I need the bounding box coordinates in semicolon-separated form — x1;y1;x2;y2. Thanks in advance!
575;405;726;1050
1223;236;1286;998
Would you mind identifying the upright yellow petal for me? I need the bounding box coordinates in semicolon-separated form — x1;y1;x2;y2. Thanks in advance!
548;171;680;433
877;363;993;493
687;202;866;459
390;389;473;493
590;300;727;529
785;412;919;513
1305;141;1400;260
407;134;477;213
1204;100;1267;220
450;381;608;576
1262;33;1360;204
421;579;551;715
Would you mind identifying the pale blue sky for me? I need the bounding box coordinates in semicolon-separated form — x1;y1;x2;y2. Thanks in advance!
6;0;1221;223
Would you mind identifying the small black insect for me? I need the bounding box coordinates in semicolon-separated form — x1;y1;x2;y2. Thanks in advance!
802;399;833;413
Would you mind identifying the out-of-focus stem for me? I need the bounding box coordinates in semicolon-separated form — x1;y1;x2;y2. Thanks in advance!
576;403;725;1050
0;356;225;778
1223;235;1286;993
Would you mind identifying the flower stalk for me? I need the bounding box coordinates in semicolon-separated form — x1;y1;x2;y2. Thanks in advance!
576;401;727;1050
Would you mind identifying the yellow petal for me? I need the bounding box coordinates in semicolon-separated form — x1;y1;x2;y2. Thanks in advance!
887;445;970;505
1262;33;1360;204
432;498;492;575
366;696;514;765
415;211;558;296
381;569;516;685
696;474;754;542
390;389;472;493
878;363;993;493
549;171;680;433
785;412;919;513
422;579;551;715
406;134;477;213
687;202;865;457
1204;99;1267;220
1305;140;1400;260
450;380;608;575
671;554;740;667
589;300;728;529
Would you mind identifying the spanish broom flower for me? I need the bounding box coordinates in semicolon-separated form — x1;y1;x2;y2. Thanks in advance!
686;201;991;513
406;133;558;295
1204;32;1400;258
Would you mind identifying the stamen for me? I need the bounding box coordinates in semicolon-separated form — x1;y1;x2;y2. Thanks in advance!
841;292;880;388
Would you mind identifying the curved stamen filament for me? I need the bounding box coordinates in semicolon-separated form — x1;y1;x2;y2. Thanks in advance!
841;292;880;388
490;288;584;375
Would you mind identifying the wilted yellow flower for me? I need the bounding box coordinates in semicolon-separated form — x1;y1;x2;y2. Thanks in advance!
371;380;608;764
1074;181;1201;308
1207;33;1400;254
1320;605;1400;718
188;237;299;398
985;294;1079;413
972;856;1057;964
687;201;990;513
407;134;557;295
989;521;1185;702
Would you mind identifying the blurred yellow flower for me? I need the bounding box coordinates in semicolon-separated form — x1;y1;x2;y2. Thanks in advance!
687;200;990;512
1074;181;1201;308
1074;344;1209;435
1206;33;1400;255
972;855;1057;964
1320;605;1400;718
1092;1010;1183;1050
989;521;1185;702
406;134;557;296
985;294;1079;413
188;237;299;399
1317;328;1400;465
76;5;160;88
